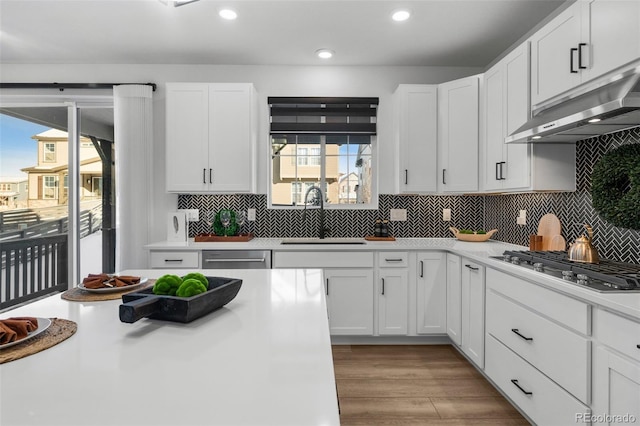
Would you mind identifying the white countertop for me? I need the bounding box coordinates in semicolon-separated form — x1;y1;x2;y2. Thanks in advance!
146;238;640;320
0;269;339;426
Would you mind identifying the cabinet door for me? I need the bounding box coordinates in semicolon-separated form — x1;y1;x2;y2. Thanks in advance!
483;64;505;192
585;0;640;81
325;269;374;335
416;252;446;335
593;346;640;424
378;269;409;335
461;260;485;368
503;43;532;190
530;2;583;106
446;253;462;345
439;76;479;193
166;83;210;192
396;85;438;193
209;84;256;193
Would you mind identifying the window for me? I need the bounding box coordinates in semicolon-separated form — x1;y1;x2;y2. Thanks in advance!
43;175;58;199
0;183;11;191
269;97;378;208
43;142;56;162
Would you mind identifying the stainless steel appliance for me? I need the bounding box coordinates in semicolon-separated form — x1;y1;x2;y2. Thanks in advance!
202;250;271;269
491;250;640;292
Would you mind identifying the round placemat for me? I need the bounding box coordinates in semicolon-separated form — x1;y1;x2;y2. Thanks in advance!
61;279;155;302
0;318;77;364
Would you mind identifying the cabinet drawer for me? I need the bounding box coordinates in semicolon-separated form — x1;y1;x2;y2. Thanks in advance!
150;251;199;269
596;309;640;363
273;251;373;268
377;252;408;267
486;268;590;334
485;335;589;425
486;289;590;403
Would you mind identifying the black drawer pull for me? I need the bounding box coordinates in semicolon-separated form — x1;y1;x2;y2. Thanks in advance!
381;278;385;295
164;259;184;263
637;344;640;349
511;379;533;395
499;161;506;180
385;258;404;262
419;260;424;278
442;169;446;185
405;169;408;185
209;168;213;183
511;328;533;341
326;278;329;296
465;264;479;271
495;162;500;181
203;168;206;184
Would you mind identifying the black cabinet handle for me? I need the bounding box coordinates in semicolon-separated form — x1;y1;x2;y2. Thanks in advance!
326;278;329;296
420;260;424;278
209;168;213;184
381;278;385;295
465;264;479;271
442;169;446;185
511;328;533;341
405;169;408;185
578;43;587;69
511;379;533;395
164;259;184;263
636;344;639;349
385;258;404;262
570;48;578;73
495;162;500;181
203;168;206;184
499;162;506;180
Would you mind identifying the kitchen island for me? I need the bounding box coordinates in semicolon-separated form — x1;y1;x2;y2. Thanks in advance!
0;269;339;426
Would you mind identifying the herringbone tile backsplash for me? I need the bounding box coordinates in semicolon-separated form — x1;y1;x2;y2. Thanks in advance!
179;127;640;264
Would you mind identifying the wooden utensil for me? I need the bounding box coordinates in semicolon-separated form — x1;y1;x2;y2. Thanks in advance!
548;234;566;251
537;213;562;251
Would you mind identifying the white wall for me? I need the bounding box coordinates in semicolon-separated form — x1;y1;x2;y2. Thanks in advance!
1;63;482;255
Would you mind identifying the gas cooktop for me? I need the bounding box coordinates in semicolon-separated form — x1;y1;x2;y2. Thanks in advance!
491;250;640;293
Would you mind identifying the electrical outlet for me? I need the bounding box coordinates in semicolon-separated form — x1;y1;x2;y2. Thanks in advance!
517;216;526;225
178;209;199;222
247;208;256;221
390;209;407;221
442;208;451;221
519;210;527;220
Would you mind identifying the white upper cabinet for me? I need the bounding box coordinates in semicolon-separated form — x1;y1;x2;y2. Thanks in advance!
166;83;257;193
438;76;479;193
482;43;576;192
531;0;640;108
394;85;438;193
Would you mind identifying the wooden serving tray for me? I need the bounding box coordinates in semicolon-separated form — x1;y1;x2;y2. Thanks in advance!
364;236;396;241
194;233;254;242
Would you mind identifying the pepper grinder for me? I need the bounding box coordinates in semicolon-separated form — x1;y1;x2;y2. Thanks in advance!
374;219;382;237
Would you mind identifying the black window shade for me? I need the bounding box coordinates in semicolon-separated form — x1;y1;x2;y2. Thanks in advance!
268;97;378;137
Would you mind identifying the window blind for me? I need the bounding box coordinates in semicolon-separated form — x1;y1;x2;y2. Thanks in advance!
268;97;378;141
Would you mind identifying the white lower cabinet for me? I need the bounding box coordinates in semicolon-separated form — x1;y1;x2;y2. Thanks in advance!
377;252;409;335
325;269;374;335
446;253;462;345
416;252;447;335
592;309;640;424
461;260;485;368
272;251;374;336
486;334;590;425
149;250;200;269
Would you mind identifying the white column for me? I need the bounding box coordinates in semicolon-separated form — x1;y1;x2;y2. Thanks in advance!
113;85;153;271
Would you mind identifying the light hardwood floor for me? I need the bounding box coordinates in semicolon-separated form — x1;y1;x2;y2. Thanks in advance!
332;345;530;425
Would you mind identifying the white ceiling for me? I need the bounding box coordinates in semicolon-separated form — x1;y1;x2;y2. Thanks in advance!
0;0;567;68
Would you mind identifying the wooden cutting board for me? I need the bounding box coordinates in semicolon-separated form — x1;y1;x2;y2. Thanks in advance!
537;213;562;251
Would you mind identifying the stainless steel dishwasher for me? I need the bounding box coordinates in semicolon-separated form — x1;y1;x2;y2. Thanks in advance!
202;250;272;269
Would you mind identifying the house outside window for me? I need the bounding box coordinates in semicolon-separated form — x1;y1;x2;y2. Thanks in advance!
43;142;56;162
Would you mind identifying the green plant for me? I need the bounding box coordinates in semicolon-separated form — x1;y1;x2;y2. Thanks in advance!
591;144;640;230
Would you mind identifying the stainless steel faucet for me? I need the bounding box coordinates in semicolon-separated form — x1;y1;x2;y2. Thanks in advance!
301;185;330;239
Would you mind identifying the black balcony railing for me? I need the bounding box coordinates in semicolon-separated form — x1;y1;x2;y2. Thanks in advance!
0;234;68;310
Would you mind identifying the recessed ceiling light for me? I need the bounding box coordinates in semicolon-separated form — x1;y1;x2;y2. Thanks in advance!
316;49;334;59
219;8;237;20
531;135;542;140
392;9;411;22
588;118;602;123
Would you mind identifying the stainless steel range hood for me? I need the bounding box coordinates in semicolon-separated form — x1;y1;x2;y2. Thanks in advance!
506;68;640;143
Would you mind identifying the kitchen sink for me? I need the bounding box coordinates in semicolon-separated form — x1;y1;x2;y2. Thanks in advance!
280;238;366;245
